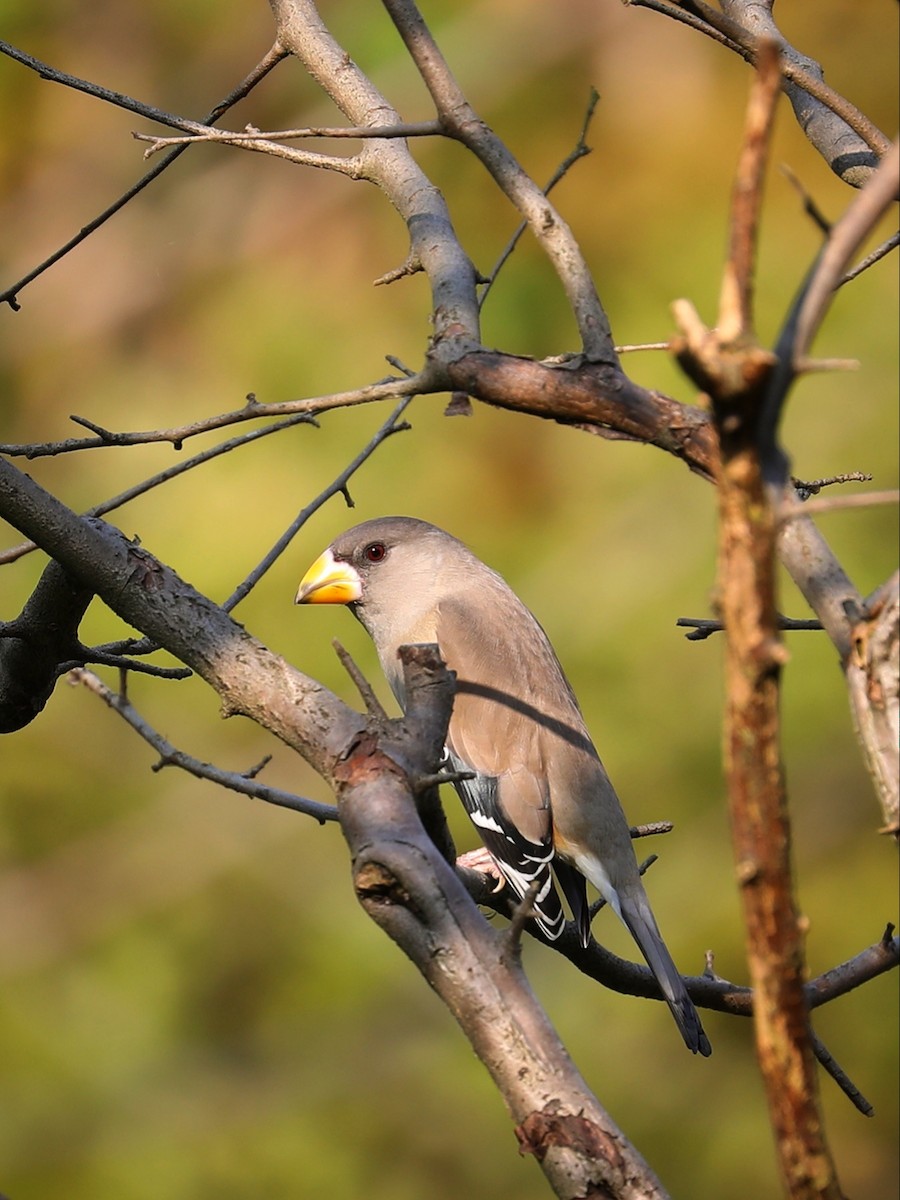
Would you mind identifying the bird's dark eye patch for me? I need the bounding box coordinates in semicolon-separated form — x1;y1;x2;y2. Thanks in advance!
363;542;387;563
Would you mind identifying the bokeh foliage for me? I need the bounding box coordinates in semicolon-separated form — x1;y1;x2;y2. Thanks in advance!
0;3;897;1198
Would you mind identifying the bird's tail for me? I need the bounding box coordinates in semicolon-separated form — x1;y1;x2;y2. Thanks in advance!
618;891;712;1057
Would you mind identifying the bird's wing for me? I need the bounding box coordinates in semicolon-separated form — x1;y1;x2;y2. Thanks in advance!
436;595;575;939
446;751;566;941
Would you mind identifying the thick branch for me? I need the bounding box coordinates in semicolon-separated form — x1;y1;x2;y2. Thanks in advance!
381;0;615;363
0;457;364;775
444;350;719;479
268;0;481;351
672;49;845;1197
335;644;668;1200
0;559;93;732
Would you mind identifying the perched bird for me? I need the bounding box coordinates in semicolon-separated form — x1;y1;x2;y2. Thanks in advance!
296;516;710;1055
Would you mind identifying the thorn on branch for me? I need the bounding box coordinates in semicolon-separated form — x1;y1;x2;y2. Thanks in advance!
242;755;272;780
374;255;423;286
444;392;473;417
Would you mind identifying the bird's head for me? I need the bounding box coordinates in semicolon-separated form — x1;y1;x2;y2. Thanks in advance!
295;516;459;619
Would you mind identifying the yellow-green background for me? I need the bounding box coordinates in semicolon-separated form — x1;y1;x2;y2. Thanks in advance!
1;3;897;1197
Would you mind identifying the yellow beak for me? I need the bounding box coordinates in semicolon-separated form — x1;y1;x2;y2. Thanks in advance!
295;549;362;605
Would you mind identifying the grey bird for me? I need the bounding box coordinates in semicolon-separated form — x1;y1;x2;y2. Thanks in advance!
296;516;711;1056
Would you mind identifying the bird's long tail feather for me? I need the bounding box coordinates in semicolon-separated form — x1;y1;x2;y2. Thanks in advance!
618;893;711;1057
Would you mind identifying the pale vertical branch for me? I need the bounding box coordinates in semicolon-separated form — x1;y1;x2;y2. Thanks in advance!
718;40;781;343
676;49;846;1200
268;0;481;354
380;0;617;363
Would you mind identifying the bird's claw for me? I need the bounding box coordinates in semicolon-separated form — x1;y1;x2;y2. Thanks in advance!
456;847;507;893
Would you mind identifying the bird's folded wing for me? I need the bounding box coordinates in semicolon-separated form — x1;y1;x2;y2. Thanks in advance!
447;752;566;940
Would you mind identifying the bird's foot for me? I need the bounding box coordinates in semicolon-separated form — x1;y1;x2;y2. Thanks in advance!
456;847;507;893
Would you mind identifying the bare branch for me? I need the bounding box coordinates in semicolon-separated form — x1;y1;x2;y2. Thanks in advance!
786;140;900;370
671;46;847;1196
334;644;669;1199
0;413;316;566
792;472;873;499
0;40;289;310
381;0;617;362
630;2;890;183
134;118;442;156
718;38;782;342
222;397;412;612
269;0;482;351
719;0;891;176
0;560;92;732
333;640;389;725
0;376;421;458
479;87;600;311
71;668;337;823
676;615;823;641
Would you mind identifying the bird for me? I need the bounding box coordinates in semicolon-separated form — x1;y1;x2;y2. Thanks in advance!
295;516;711;1056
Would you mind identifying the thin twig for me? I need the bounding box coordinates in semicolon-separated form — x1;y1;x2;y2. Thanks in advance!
61;651;190;680
630;1;890;159
780;490;899;524
677;615;823;641
0;375;422;459
135;119;442;156
839;231;900;287
70;668;337;822
381;0;616;362
809;1031;873;1118
615;341;671;354
629;820;674;839
789;140;900;367
332;641;389;723
479;88;599;310
780;163;832;236
0;413;316;565
222;396;413;612
0;41;289;310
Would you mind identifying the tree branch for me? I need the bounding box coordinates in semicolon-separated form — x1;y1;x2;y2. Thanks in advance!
675;49;845;1197
381;0;616;363
71;667;337;822
0;40;289;310
335;643;670;1199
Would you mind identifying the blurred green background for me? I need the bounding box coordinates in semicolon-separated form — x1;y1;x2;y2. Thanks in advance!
0;2;897;1197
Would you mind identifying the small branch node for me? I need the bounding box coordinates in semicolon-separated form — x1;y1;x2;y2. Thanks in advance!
629;820;673;839
242;755;272;780
374;255;423;286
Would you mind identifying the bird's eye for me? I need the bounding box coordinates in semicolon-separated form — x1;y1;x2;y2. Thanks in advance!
363;542;387;563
